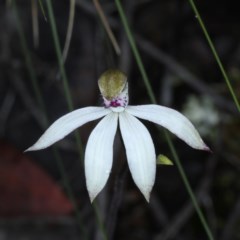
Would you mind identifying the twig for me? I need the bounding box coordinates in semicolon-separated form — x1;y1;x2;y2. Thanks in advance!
75;0;118;28
31;0;39;48
118;1;133;73
62;0;75;63
93;0;121;55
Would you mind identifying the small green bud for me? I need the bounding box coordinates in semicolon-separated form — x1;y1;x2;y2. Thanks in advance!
98;69;127;100
157;154;174;165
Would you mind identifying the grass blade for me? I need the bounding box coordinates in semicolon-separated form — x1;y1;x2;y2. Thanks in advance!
115;1;214;239
187;0;240;112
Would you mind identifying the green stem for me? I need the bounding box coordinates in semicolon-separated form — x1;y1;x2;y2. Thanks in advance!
92;203;109;240
45;0;83;160
164;132;214;240
115;1;214;239
115;0;156;104
45;0;74;111
38;0;47;21
187;0;240;112
45;1;108;239
62;0;75;63
13;2;87;238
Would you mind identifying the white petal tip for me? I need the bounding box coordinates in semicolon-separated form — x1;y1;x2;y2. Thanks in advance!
24;144;44;152
87;187;99;203
194;140;212;152
203;144;212;153
89;192;97;203
140;187;152;203
143;191;150;203
24;146;34;153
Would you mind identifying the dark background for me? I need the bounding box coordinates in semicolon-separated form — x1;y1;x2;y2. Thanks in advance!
0;0;239;239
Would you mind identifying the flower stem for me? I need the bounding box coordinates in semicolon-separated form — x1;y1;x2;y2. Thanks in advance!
187;0;240;112
45;1;108;239
115;1;214;239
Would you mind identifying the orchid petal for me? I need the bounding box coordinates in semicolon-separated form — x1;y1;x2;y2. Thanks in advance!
25;107;110;151
127;105;209;150
119;111;156;202
85;112;118;202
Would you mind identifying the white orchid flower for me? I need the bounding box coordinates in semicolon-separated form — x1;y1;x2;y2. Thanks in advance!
26;69;209;202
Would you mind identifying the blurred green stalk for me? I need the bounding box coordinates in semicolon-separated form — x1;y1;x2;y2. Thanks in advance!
188;0;240;112
115;1;214;240
45;1;108;239
13;1;88;238
45;0;84;159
